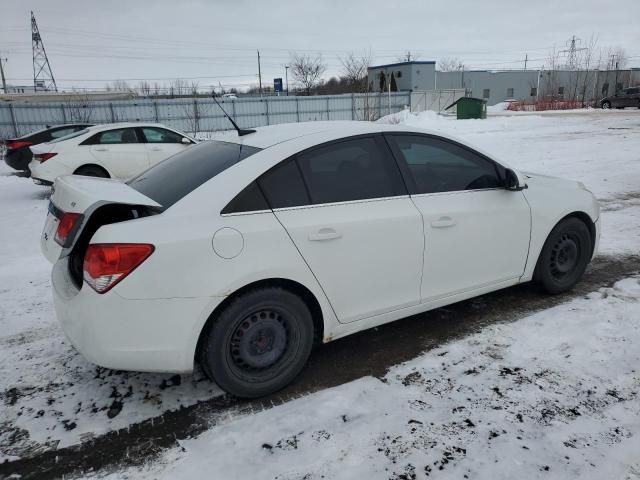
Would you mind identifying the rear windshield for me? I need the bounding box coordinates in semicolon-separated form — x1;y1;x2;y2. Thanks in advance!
127;140;262;209
49;129;89;143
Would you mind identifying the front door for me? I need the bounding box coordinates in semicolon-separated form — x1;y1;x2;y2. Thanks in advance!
385;134;531;301
257;136;424;324
140;127;191;166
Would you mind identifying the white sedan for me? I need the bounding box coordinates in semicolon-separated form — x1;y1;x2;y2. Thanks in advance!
41;121;600;398
29;122;196;184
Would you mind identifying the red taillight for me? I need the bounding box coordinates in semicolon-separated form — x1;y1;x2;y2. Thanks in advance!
83;244;154;293
6;140;33;151
54;212;82;246
35;152;58;162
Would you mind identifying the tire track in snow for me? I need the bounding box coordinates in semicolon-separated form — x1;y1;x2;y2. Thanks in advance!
1;253;639;480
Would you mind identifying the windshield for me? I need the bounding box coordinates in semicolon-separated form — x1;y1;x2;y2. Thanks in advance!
127;140;262;209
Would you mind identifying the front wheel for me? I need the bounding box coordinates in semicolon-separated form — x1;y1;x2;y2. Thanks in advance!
534;217;592;294
200;287;314;398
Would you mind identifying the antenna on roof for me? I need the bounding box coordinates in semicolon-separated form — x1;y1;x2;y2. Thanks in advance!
211;94;255;136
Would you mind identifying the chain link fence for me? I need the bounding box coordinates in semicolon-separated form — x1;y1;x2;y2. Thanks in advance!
0;92;410;140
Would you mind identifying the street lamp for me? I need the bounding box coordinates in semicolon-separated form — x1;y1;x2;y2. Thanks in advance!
284;65;289;96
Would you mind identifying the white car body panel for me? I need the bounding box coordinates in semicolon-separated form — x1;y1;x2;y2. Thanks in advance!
274;196;424;323
29;122;195;184
413;188;531;301
43;121;600;375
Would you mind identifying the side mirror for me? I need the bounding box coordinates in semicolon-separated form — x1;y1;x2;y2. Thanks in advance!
505;168;526;191
181;137;191;145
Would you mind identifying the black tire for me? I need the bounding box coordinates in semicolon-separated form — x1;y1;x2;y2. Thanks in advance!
74;165;109;178
601;100;611;109
200;287;314;398
534;217;592;294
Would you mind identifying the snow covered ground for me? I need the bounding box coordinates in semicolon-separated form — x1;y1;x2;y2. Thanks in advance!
1;110;639;478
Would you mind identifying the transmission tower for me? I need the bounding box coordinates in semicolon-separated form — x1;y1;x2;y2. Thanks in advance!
31;11;57;92
560;35;587;70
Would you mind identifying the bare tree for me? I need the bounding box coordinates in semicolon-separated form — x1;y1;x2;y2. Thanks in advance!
340;51;373;92
64;93;95;122
396;51;418;63
290;53;327;95
437;57;464;72
109;79;132;92
137;81;151;97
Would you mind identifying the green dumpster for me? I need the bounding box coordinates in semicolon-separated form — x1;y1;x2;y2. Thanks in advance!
444;97;487;119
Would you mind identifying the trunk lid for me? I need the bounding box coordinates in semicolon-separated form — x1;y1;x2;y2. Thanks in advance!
41;175;161;264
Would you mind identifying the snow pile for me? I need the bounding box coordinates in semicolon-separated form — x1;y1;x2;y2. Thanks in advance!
104;276;640;480
487;101;512;113
1;111;639;471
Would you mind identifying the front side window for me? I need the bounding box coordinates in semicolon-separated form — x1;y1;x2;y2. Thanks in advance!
386;135;503;194
296;136;405;205
142;127;184;144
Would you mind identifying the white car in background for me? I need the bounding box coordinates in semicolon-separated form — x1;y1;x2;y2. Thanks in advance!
40;121;599;398
29;123;196;184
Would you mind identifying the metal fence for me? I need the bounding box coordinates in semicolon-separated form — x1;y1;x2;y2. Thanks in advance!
410;89;467;113
0;92;410;140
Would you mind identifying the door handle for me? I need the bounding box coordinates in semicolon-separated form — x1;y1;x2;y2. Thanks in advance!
95;147;108;152
431;217;456;228
150;146;162;151
308;228;342;241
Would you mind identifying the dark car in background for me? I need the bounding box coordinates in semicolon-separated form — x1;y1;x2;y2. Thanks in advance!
600;87;640;109
3;124;93;172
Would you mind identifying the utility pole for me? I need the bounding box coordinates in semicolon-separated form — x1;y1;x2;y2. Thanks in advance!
0;56;7;94
284;65;289;96
31;11;57;92
257;50;263;97
524;54;528;70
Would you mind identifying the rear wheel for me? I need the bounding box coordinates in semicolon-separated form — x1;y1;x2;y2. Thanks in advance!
601;100;611;109
200;287;314;398
74;165;109;178
534;217;592;294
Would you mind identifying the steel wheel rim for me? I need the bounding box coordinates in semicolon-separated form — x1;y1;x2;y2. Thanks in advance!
229;309;290;372
550;233;580;279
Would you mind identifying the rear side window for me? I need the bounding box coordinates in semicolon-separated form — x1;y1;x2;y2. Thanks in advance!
296;136;405;205
128;141;261;209
259;160;310;209
83;128;140;145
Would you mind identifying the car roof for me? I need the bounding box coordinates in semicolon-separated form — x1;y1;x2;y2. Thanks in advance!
219;121;446;149
84;122;175;133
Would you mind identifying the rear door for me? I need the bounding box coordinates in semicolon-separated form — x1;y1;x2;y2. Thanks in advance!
386;134;531;302
87;127;149;179
140;127;192;166
261;135;424;324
